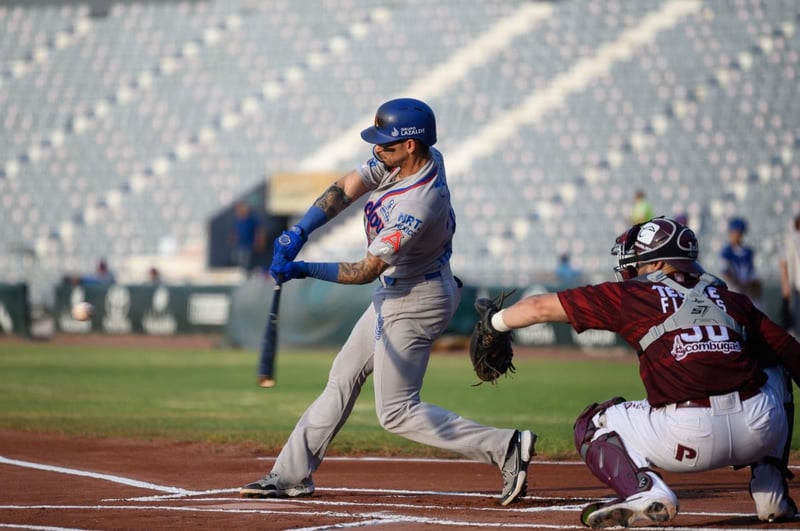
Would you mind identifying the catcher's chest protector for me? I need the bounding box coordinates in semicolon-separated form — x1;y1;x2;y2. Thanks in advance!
638;272;744;351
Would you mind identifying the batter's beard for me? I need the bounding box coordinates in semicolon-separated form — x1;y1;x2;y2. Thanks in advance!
372;145;390;170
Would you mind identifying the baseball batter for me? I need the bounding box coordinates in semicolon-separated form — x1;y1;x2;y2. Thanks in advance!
240;98;535;505
483;217;799;527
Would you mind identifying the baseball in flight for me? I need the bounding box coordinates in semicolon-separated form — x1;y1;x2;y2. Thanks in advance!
71;302;94;321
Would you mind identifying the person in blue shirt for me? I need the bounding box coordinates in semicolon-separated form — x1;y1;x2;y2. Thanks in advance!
80;259;116;285
555;253;582;286
720;217;764;310
229;201;264;273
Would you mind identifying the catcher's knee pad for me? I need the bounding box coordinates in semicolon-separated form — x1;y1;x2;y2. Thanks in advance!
573;396;626;454
582;430;655;498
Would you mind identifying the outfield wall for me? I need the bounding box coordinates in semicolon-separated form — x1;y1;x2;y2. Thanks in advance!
223;277;788;351
52;283;233;336
0;279;787;349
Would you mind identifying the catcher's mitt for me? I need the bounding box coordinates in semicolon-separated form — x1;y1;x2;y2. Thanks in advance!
469;291;515;385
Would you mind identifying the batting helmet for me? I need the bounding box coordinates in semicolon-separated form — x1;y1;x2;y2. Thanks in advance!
360;98;437;147
612;217;703;279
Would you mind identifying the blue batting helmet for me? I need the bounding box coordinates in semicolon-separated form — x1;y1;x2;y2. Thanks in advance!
360;98;437;147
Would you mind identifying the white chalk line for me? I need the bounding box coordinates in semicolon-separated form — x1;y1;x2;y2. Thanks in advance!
0;455;197;495
1;454;789;530
114;485;594;502
0;504;773;531
0;525;91;531
257;456;586;465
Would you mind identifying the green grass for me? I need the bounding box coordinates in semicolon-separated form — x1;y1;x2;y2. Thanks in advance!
1;342;797;459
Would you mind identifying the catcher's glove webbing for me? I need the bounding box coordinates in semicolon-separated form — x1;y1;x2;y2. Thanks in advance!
469;291;515;385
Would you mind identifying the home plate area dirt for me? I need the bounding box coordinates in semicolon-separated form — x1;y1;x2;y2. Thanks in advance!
1;430;799;530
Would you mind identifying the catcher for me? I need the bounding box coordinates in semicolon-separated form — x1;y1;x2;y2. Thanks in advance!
469;217;799;528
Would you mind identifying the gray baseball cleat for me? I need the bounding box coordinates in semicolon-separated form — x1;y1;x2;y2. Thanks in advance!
240;472;314;498
500;430;536;506
580;493;678;528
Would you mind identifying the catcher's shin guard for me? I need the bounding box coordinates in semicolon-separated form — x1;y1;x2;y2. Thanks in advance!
574;397;653;498
582;431;655;498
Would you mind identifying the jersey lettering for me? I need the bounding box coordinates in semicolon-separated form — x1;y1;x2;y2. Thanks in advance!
363;201;385;238
654;284;728;314
397;213;423;231
671;325;740;361
675;444;697;462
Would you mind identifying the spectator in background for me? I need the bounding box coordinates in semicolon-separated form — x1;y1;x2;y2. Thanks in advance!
81;258;116;285
148;266;162;285
555;253;582;286
229;201;265;274
630;189;654;225
720;217;764;311
780;213;800;338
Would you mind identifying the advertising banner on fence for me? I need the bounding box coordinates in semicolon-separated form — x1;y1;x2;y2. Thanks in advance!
0;283;28;336
55;283;232;335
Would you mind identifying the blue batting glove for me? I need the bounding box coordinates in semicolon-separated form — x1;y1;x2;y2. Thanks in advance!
270;261;308;283
273;226;307;264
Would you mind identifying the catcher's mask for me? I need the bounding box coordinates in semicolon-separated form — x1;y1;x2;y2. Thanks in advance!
611;217;704;280
360;98;437;147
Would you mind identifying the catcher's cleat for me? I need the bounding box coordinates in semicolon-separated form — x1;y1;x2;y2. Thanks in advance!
580;493;677;528
500;430;536;506
240;472;314;498
762;497;797;523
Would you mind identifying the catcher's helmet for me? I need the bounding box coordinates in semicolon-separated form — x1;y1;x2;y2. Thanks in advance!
360;98;437;147
612;217;703;280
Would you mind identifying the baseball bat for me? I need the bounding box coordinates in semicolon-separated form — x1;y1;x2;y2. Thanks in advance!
257;279;282;388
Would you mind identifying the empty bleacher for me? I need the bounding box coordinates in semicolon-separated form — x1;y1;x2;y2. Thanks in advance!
0;0;798;305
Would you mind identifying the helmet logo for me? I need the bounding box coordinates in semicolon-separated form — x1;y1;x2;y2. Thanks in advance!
391;127;400;137
400;126;424;137
636;222;659;245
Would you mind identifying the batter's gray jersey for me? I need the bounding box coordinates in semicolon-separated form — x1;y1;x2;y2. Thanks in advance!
357;147;455;279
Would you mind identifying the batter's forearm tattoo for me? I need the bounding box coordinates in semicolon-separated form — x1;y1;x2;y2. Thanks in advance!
338;261;380;285
314;185;352;218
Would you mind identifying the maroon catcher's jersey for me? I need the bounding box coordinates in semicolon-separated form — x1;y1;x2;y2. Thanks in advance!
557;273;800;407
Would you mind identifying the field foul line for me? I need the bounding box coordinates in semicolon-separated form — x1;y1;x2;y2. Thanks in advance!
0;455;197;495
257;456;587;465
2;455;791;530
0;505;581;530
0;524;91;531
113;486;592;502
0;504;771;531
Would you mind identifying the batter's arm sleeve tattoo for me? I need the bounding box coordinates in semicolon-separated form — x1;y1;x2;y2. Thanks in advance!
313;171;369;219
338;254;389;285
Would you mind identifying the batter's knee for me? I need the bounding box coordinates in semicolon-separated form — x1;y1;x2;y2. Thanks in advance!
573;396;626;456
377;403;410;433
